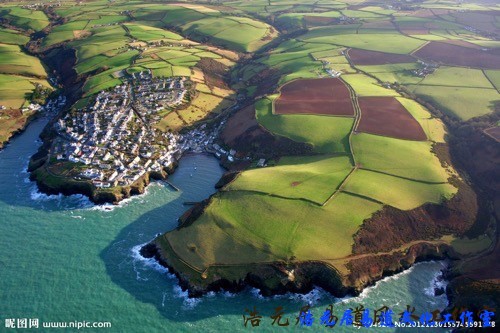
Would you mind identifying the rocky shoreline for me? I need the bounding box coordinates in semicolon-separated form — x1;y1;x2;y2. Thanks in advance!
140;238;456;299
29;154;180;205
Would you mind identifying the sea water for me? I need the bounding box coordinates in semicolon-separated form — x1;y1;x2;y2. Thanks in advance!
0;118;449;332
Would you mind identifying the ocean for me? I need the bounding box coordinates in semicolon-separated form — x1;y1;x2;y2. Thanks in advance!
0;117;449;332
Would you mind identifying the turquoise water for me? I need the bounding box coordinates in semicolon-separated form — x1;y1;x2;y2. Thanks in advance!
0;118;449;332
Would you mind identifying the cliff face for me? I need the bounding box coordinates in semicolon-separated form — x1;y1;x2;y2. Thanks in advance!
29;157;178;204
141;239;459;298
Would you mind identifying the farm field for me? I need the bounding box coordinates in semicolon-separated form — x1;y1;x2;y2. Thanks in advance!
347;48;415;65
342;74;399;96
395;97;447;143
484;70;500;92
163;190;383;271
342;169;456;210
0;44;48;78
0;10;52;147
352;133;451;183
413;41;500;69
274;78;355;116
226;155;353;204
256;96;353;154
357;96;427;141
181;16;277;52
416;66;495;89
0;6;49;31
356;63;423;85
408;84;499;120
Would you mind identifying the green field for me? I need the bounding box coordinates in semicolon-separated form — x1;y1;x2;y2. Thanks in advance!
0;44;48;78
342;74;399;97
125;23;183;42
226;155;353;204
182;16;276;52
0;74;50;109
0;7;49;31
408;84;499;120
0;28;29;45
256;96;354;154
343;169;456;210
417;66;496;89
164;190;383;270
483;70;500;92
352;133;451;183
357;63;423;85
303;32;426;54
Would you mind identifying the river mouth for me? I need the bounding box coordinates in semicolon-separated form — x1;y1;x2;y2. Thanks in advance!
0;118;449;332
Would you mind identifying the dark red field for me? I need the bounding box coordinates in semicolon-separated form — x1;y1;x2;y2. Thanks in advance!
441;39;483;50
413;41;500;69
348;48;416;65
275;78;355;116
357;97;427;141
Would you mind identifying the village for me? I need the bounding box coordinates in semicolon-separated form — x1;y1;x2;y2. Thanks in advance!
50;70;236;189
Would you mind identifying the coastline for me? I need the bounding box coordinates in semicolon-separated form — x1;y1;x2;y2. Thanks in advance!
29;149;227;205
29;153;181;205
139;239;454;299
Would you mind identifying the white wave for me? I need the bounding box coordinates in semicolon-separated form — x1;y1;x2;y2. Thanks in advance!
287;287;326;306
30;185;94;209
172;284;202;309
87;181;166;212
424;261;448;297
30;186;64;202
341;261;434;303
249;288;264;300
130;243;172;277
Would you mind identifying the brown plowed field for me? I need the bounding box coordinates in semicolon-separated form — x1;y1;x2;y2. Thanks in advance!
441;39;483;50
357;97;427;141
274;78;355;116
413;41;500;69
348;48;415;65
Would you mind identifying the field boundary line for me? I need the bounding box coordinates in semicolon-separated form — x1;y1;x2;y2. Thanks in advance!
221;189;323;206
481;69;499;93
340;190;386;205
359;167;449;185
322;165;357;206
410;40;430;55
